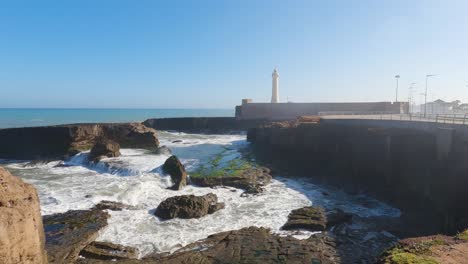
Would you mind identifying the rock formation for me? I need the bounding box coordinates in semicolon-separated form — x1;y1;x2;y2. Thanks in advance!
162;155;187;190
379;230;468;264
88;139;121;162
0;123;159;160
155;193;225;220
43;208;109;263
190;166;272;194
79;241;139;260
149;227;339;263
0;167;47;264
93;200;136;211
282;206;327;231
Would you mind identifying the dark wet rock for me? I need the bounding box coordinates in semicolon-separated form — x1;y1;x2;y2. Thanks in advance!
190;166;272;194
155;193;224;220
171;140;183;143
149;226;339;263
0;123;159;160
162;155;187;190
155;146;172;155
79;241;139;260
43;208;109;263
282;206;327;231
93;200;136;211
88;139;121;162
326;208;352;228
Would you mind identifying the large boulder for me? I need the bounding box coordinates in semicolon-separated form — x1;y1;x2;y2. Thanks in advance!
0;167;47;264
281;206;327;231
155;193;225;220
43;208;109;263
88;139;121;162
162;155;187;190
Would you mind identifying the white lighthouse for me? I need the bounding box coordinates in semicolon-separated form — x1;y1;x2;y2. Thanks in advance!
271;67;280;103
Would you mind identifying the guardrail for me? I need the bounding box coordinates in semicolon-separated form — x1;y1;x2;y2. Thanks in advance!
321;113;468;125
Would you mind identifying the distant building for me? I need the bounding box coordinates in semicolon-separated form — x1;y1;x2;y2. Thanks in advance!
422;99;460;114
235;68;409;120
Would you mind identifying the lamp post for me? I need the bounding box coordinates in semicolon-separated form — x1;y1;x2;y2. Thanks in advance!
424;74;436;117
395;75;400;102
408;82;416;114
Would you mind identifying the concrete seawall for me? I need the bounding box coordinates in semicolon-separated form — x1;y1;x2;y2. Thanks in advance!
236;102;408;120
247;119;468;234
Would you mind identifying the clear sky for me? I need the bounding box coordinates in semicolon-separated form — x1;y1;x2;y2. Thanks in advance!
1;0;467;108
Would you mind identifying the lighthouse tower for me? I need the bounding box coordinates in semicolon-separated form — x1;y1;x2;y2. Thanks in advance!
271;68;280;103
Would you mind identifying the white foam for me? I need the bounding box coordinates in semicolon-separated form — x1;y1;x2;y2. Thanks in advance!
3;132;400;258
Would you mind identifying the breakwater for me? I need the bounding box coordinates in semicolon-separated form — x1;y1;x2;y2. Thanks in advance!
144;117;267;133
248;119;468;234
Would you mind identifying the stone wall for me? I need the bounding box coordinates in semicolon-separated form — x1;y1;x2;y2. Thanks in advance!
143;117;269;133
247;121;468;235
236;102;409;120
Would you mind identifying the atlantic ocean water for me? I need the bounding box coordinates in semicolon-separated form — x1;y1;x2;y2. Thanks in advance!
0;108;234;128
0;107;402;259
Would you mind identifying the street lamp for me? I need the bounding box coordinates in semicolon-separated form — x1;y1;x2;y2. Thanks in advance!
395;75;400;102
408;82;416;114
424;74;436;117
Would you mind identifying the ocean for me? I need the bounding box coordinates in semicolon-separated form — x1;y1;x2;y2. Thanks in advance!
0;108;234;129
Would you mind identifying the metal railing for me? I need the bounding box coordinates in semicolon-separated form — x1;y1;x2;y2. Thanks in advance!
321;113;468;125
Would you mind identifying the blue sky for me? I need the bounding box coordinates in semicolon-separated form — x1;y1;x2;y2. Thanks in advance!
1;0;467;108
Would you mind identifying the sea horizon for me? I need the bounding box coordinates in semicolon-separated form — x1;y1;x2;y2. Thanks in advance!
0;108;234;129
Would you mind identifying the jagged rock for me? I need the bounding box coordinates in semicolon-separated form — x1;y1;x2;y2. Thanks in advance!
155;193;224;220
88;139;121;162
93;200;135;211
162;155;187;190
0;123;159;160
150;227;339;263
155;146;172;155
79;241;139;260
0;167;47;264
326;208;352;228
190;166;271;194
43;208;109;263
282;206;327;231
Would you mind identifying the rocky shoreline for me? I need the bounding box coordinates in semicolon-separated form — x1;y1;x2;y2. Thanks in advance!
1;118;468;263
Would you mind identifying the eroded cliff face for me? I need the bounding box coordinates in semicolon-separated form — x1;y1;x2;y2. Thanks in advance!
248;121;468;235
0;123;159;160
0;167;47;264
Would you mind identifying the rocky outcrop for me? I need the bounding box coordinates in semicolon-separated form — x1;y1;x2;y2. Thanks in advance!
151;227;339;263
155;193;225;220
88;139;121;162
0;123;159;160
43;208;109;263
93;200;136;211
0;167;47;264
379;230;468;264
79;241;139;260
143;117;268;133
282;206;327;231
190;166;272;194
162;155;187;190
